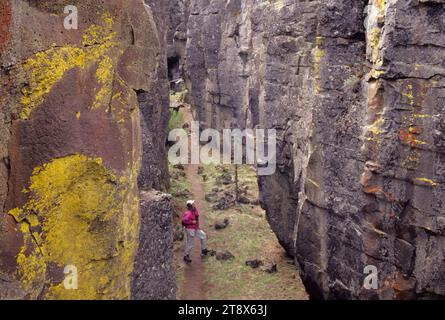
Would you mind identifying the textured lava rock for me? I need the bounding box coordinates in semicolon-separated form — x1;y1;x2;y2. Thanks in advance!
181;0;445;299
216;250;235;261
215;218;230;230
138;0;171;192
132;191;176;300
262;264;278;274
0;0;174;300
246;259;263;269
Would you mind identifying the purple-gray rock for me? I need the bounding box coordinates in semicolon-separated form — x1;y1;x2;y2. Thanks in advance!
177;0;445;300
216;250;235;261
246;259;264;269
132;191;176;300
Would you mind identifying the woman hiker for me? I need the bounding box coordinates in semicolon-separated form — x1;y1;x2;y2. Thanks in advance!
182;200;209;263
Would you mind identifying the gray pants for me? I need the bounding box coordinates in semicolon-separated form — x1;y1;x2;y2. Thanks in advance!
184;229;207;256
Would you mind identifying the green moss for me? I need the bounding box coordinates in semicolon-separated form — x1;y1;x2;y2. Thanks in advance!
167;109;185;133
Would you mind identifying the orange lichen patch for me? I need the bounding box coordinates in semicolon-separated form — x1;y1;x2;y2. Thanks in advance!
377;272;415;298
363;183;399;203
363;186;383;195
399;129;427;147
392;272;416;292
0;0;12;53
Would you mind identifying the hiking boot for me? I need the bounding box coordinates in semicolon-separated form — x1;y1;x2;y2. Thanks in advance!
183;255;192;263
201;249;210;257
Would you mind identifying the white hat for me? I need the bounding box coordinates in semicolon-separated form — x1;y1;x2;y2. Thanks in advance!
186;200;195;205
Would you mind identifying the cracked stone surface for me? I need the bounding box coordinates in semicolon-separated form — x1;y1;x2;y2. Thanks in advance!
0;0;174;300
132;191;176;300
175;0;445;299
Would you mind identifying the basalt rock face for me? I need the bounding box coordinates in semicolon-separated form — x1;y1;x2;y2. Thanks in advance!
138;0;171;192
149;0;189;73
185;0;251;130
132;191;176;300
182;0;445;299
0;0;174;300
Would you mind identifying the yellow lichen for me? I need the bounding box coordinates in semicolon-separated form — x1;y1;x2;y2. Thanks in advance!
270;0;285;10
415;178;438;188
375;0;385;12
370;27;382;64
20;13;117;120
412;113;431;119
9;208;24;222
403;84;414;107
21;222;30;234
314;36;326;92
93;55;114;110
365;136;382;143
82;12;115;47
370;69;385;79
16;246;46;293
307;178;320;189
9;154;139;299
367;117;385;135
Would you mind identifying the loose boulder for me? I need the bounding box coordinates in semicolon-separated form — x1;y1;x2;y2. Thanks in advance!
216;251;235;261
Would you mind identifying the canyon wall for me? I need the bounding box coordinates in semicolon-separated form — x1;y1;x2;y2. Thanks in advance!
0;0;175;299
180;0;445;299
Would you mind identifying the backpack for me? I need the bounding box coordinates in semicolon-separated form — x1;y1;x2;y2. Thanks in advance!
181;209;197;227
181;211;190;227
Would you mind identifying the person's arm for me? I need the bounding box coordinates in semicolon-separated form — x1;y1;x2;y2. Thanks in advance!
193;208;199;225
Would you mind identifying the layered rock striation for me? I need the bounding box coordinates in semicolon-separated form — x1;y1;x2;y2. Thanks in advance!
179;0;445;299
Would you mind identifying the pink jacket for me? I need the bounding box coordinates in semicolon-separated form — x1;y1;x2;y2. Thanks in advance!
182;208;200;230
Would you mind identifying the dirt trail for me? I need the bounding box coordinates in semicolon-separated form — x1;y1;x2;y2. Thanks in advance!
180;107;208;300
